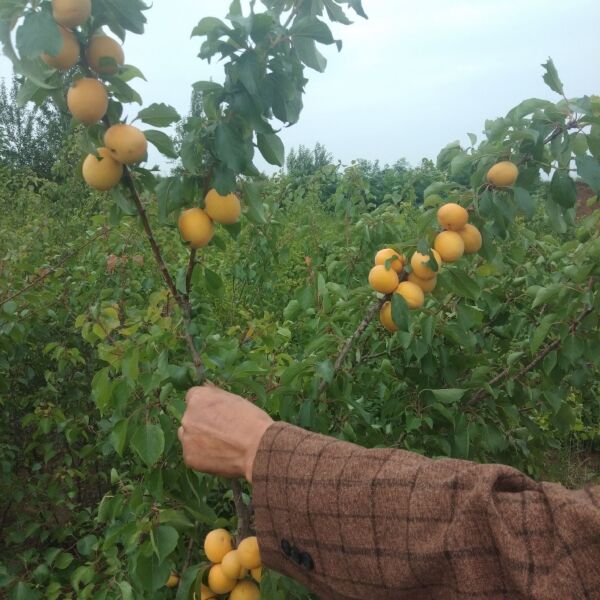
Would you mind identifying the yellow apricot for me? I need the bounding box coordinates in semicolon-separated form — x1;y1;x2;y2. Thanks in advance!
86;34;124;75
221;550;244;580
204;189;242;225
410;250;442;280
379;301;397;333
82;148;123;191
52;0;91;28
230;580;261;600
165;572;179;588
104;124;148;165
203;528;233;563
437;203;469;231
408;273;437;293
207;564;236;595
67;78;108;124
368;265;400;294
198;583;216;599
42;27;79;70
487;161;519;187
374;248;404;273
251;567;262;583
394;281;425;310
237;536;261;570
457;223;483;254
434;231;465;263
178;208;214;249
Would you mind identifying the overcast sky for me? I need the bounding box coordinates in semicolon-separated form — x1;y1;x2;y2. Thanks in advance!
1;0;599;171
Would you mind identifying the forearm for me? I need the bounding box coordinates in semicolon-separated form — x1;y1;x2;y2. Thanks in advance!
252;422;600;600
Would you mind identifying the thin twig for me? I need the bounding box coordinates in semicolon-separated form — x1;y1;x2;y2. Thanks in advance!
0;227;108;308
231;479;253;543
185;248;197;302
319;298;386;397
470;298;594;405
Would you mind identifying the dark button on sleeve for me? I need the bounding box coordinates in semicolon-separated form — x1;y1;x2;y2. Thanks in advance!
280;539;291;556
290;546;302;565
300;552;314;571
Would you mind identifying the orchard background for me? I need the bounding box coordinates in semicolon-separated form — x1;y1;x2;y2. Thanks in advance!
1;0;600;598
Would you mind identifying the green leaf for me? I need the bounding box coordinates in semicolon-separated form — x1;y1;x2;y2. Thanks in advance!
215;122;249;173
243;180;267;224
293;37;327;72
131;424;165;466
98;0;148;35
76;535;98;557
91;368;113;413
2;300;17;315
550;170;576;208
154;525;179;562
204;268;223;292
575;155;600;193
145;130;178;159
122;347;139;384
54;552;74;570
444;269;481;300
391;293;410;331
429;389;468;403
110;419;128;456
541;58;564;96
16;11;61;58
134;553;171;592
532;285;561;309
175;565;202;600
108;77;143;105
192;17;230;36
11;582;41;600
137;103;181;127
257;132;285;166
291;17;336;44
530;314;556;353
513;187;535;219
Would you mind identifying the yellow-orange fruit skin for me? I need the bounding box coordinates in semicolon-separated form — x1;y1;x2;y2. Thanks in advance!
379;302;397;333
374;248;404;273
42;27;80;70
178;208;214;249
221;550;244;580
437;203;469;231
434;231;465;263
165;573;179;588
487;161;519;187
251;567;262;583
207;565;236;595
410;250;442;280
408;273;438;293
230;580;261;600
368;265;400;294
395;281;425;310
86;35;125;75
82;148;123;191
52;0;91;28
67;78;108;124
203;529;233;564
204;189;242;225
237;536;262;570
104;124;148;165
458;224;483;254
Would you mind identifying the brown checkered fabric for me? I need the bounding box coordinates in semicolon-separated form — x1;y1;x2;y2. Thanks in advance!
252;422;600;599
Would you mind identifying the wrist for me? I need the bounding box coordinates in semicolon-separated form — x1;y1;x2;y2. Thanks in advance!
244;419;273;483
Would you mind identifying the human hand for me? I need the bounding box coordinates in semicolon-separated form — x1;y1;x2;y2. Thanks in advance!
178;385;273;483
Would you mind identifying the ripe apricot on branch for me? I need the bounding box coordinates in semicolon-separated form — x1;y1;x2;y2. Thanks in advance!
395;281;425;310
434;231;465;263
230;580;261;600
204;189;242;224
82;148;123;191
251;567;262;583
408;273;437;293
458;223;483;254
165;572;179;588
178;208;215;249
203;528;233;563
410;250;442;280
52;0;91;28
207;564;236;595
67;78;108;124
221;550;245;580
104;124;148;165
368;265;400;294
375;248;404;273
487;161;519;187
379;302;397;332
42;27;80;70
437;203;468;231
237;536;262;570
86;34;125;75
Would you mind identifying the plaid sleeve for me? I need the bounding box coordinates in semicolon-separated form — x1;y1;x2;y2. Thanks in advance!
252;422;600;600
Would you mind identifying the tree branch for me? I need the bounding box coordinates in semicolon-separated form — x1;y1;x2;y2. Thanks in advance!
319;298;386;397
184;248;197;302
470;298;595;404
231;479;253;542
